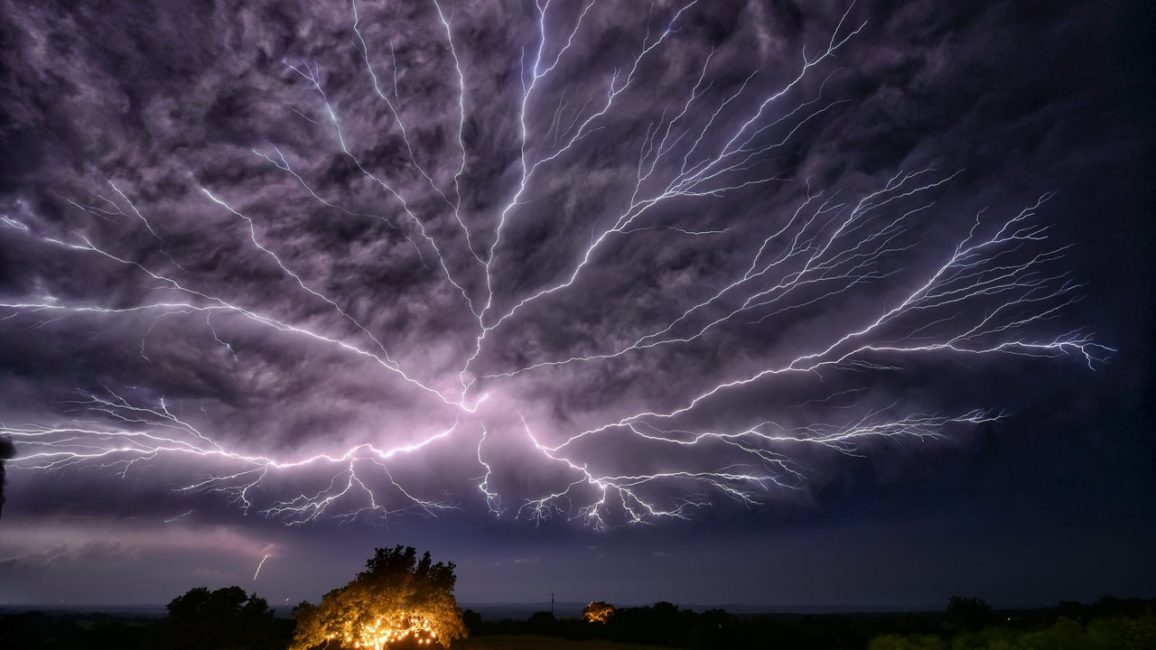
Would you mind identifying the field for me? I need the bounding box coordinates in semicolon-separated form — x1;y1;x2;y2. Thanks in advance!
457;635;674;650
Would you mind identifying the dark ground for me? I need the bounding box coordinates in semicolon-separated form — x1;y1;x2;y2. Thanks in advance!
2;596;1153;650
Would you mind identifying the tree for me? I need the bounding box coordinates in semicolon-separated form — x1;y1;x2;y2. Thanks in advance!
583;601;615;624
165;586;277;649
528;611;557;634
461;609;483;634
945;596;995;631
291;545;467;650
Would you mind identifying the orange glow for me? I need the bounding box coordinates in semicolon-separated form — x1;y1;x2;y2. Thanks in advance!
583;601;615;624
326;611;441;650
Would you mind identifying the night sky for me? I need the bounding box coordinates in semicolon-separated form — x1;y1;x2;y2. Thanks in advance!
1;0;1153;609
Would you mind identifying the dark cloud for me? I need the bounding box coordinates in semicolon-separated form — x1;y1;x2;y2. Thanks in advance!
0;436;13;520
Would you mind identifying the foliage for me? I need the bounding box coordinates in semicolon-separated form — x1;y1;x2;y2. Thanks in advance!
290;545;468;650
165;586;279;650
583;601;616;624
528;610;558;634
469;602;939;649
946;597;996;631
3;594;1153;650
469;597;1156;650
869;615;1156;650
462;608;483;634
868;634;947;650
455;635;672;650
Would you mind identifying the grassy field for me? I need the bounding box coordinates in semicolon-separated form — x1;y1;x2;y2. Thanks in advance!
456;635;673;650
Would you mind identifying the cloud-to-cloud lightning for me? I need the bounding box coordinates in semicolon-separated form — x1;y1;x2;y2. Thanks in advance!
0;0;1110;528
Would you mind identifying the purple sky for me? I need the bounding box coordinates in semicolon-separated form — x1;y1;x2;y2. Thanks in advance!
0;0;1152;608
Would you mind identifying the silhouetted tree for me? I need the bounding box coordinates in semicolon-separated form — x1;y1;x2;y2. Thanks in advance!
0;437;14;521
290;545;467;650
871;608;1156;650
946;596;995;631
528;610;557;634
461;608;483;634
165;585;277;649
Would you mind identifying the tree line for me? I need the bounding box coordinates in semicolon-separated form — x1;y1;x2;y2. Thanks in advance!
464;595;1156;650
1;543;1152;649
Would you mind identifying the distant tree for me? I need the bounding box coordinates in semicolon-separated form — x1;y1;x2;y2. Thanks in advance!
1057;599;1090;622
528;610;557;634
290;545;467;650
0;436;14;520
892;614;1156;650
461;608;483;634
583;601;615;623
945;596;995;631
165;585;277;649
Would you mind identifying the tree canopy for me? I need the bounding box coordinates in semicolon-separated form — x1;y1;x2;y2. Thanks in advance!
945;596;996;631
583;601;616;624
291;545;467;650
165;586;278;650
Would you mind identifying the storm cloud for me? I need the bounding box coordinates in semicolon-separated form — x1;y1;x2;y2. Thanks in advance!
0;0;1144;541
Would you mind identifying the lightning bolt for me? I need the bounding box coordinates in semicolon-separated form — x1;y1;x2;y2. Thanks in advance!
253;553;272;581
0;1;1111;527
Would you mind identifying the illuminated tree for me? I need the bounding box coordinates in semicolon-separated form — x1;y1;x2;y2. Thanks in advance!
583;601;615;624
290;546;467;650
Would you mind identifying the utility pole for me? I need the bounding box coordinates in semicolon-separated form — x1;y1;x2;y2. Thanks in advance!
551;592;555;617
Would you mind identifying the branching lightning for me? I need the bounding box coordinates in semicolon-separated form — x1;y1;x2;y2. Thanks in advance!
0;1;1111;528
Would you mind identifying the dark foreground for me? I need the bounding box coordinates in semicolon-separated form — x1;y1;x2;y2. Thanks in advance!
2;596;1154;650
